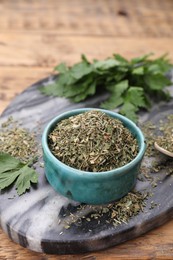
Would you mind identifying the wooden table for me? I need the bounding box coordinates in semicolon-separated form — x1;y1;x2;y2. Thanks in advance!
1;0;173;259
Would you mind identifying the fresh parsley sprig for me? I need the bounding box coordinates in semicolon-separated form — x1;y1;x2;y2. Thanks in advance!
0;153;38;195
40;53;172;122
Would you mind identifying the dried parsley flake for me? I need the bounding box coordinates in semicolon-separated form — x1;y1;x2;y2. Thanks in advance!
49;110;138;172
61;191;148;230
140;114;173;178
156;115;173;153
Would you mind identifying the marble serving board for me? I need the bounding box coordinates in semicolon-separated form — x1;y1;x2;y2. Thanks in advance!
0;75;173;255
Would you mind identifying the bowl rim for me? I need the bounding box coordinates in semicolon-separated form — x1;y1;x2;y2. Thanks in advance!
42;108;146;177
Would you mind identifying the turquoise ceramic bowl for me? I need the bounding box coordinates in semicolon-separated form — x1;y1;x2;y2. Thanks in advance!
42;108;146;205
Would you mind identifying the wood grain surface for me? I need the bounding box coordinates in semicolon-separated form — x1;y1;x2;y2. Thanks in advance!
0;0;173;259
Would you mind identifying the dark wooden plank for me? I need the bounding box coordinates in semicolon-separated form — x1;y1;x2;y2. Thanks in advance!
0;0;173;37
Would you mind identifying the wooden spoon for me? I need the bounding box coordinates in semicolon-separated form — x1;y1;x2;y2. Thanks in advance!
154;142;173;158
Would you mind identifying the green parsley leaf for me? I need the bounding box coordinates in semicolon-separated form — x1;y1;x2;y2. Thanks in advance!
144;73;171;90
0;153;38;195
70;62;92;80
120;102;138;122
124;87;149;109
70;80;96;102
93;58;120;70
15;165;38;195
130;53;153;64
41;82;63;97
0;170;21;190
40;53;173;122
118;87;150;120
101;80;128;109
132;66;144;75
113;54;129;65
0;152;22;173
54;63;68;74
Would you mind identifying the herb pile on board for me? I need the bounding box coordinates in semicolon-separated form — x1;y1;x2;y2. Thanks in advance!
40;53;172;122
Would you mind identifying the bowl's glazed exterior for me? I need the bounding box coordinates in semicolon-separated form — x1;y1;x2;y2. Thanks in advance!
42;108;146;205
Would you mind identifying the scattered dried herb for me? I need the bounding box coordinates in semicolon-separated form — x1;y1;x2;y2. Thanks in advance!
49;110;138;172
149;201;158;210
0;117;40;195
156;115;173;153
141;121;157;157
143;114;173;158
0;117;39;163
140;114;173;182
61;191;148;229
40;53;172;122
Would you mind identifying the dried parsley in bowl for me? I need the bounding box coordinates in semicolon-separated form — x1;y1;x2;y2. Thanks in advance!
48;110;138;172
